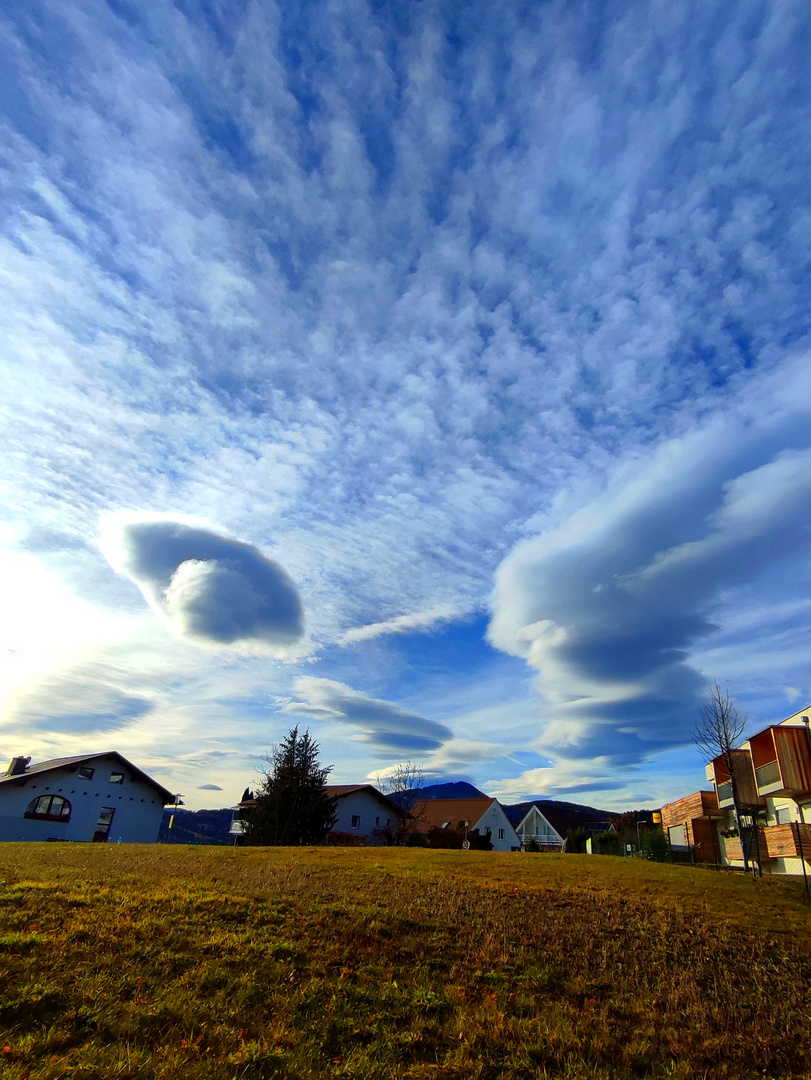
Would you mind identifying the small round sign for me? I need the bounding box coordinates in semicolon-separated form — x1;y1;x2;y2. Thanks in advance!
462;840;470;850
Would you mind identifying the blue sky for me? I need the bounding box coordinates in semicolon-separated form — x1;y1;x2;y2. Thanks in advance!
2;0;811;810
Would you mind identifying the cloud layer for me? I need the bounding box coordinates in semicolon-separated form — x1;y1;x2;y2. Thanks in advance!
100;517;303;654
489;362;811;769
283;677;453;753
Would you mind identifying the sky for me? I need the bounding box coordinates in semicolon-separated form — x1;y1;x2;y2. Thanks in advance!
2;0;811;811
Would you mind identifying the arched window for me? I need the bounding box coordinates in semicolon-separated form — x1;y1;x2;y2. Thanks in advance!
24;795;72;822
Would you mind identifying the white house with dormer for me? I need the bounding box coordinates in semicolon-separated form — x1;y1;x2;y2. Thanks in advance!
0;753;176;843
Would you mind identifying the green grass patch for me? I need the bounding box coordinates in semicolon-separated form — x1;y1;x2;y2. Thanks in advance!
0;845;809;1078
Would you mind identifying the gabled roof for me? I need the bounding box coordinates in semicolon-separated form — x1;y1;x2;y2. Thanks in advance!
0;752;176;804
503;799;613;839
323;784;403;816
415;797;497;832
503;801;564;839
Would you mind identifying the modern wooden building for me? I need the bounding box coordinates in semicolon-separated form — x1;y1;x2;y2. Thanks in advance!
695;706;811;875
659;790;724;863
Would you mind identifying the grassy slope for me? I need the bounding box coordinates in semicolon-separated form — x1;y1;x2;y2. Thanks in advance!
1;845;809;1080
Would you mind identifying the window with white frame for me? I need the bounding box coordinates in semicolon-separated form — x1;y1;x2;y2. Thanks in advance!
350;815;360;829
668;824;688;848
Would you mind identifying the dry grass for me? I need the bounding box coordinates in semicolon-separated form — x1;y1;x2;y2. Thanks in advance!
1;844;809;1079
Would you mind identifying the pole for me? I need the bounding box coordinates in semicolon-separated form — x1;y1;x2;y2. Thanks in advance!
752;817;763;879
795;821;809;897
637;819;646;854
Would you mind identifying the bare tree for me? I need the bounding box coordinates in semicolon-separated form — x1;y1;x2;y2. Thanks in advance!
375;760;427;845
692;682;751;869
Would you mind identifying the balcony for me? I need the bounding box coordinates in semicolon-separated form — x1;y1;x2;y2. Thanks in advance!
749;725;811;798
762;823;811;860
709;748;765;809
722;824;811;864
754;760;781;792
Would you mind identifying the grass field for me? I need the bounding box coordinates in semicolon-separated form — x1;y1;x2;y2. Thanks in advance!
1;845;809;1080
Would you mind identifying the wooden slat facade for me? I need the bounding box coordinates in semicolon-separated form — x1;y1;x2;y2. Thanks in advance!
747;725;811;796
774;727;811;794
660;791;722;863
660;790;718;831
761;823;811;859
723;836;743;862
721;825;811;863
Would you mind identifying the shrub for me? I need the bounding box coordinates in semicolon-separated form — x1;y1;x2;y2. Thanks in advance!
323;831;367;847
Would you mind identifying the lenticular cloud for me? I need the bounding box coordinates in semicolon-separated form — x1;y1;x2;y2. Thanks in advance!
100;516;303;653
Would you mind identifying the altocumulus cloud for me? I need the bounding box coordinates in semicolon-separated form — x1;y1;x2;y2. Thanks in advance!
283;677;453;753
100;517;303;655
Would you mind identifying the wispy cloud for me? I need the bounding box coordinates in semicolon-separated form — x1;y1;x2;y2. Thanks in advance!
342;604;458;643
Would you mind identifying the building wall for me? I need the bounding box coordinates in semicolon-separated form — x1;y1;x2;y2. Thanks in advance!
0;756;167;843
331;790;394;843
473;802;521;851
660;791;722;863
661;791;718;831
515;806;563;848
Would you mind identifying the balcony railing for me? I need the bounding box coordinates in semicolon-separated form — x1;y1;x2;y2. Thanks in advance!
755;760;781;789
717;782;733;804
762;823;811;860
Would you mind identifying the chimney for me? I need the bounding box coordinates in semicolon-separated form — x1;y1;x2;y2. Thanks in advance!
6;756;31;777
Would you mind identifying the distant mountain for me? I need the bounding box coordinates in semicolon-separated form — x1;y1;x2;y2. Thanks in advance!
414;781;486;800
386;781;486;808
158;807;234;845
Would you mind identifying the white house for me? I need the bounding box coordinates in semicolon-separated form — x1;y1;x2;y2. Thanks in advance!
325;784;402;844
507;803;565;850
0;753;176;844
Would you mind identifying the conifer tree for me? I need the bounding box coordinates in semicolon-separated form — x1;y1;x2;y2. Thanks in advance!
244;727;336;845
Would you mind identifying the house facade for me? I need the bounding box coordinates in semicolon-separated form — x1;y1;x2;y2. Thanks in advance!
324;784;401;844
0;753;176;844
504;803;565;850
503;799;618;851
671;706;811;875
414;797;521;851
